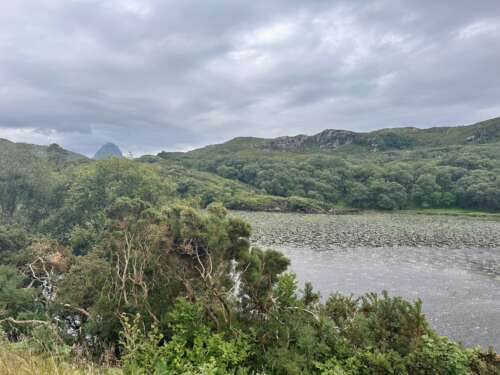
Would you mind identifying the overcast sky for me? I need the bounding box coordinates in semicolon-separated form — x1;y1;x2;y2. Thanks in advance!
1;1;499;156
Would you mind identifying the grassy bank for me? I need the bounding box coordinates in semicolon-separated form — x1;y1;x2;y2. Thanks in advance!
406;208;500;219
246;206;500;218
0;343;121;375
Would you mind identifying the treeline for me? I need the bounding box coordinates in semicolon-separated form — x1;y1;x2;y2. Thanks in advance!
161;143;500;211
0;157;499;373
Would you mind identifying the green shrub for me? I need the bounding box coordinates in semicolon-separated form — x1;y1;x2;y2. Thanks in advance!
405;335;470;375
120;300;252;375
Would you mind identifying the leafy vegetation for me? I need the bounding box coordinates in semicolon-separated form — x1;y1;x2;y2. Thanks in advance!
159;117;500;212
0;122;500;373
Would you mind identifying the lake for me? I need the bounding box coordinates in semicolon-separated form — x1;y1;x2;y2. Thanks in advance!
234;211;500;350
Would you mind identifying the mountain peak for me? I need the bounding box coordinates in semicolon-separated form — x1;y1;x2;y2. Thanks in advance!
94;143;123;160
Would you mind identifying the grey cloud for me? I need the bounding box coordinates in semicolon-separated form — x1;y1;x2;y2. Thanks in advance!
0;0;499;155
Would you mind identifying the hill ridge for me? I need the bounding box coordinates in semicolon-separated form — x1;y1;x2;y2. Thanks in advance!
182;116;500;154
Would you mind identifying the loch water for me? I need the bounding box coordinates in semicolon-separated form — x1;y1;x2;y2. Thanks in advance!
234;211;500;350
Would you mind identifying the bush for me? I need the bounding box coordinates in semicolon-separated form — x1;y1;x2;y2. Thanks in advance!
120;300;252;375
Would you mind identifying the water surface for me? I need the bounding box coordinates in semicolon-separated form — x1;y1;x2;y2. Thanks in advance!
234;211;500;349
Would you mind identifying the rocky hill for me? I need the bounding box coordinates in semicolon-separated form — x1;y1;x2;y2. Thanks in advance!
158;117;500;158
267;117;500;152
156;116;500;213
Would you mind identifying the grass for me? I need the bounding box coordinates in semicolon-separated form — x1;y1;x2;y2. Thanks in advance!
405;208;500;219
0;343;122;375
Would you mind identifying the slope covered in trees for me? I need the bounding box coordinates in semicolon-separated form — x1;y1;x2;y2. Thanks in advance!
0;122;500;373
159;117;500;212
0;140;326;234
0;158;498;373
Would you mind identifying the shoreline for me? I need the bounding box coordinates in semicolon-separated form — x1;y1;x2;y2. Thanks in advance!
230;207;500;220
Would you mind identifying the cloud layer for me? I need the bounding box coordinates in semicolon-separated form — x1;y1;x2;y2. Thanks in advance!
1;0;499;155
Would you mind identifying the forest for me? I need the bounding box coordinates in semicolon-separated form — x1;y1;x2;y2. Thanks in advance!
0;120;500;374
159;117;500;212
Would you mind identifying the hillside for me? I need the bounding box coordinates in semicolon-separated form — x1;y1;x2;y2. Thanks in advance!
0;139;86;170
137;155;329;213
0;140;89;224
0;128;499;374
2;116;500;219
0;139;328;231
267;117;500;152
160;117;500;157
158;117;500;212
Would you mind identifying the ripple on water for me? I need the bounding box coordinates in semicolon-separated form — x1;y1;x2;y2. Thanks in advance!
233;211;500;350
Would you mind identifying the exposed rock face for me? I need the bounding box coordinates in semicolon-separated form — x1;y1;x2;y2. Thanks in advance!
313;129;358;150
94;143;123;160
264;117;500;153
270;134;309;150
467;122;500;144
269;129;360;151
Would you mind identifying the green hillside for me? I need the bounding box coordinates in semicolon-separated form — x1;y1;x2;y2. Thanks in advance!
0;139;87;170
137;155;329;213
0;128;499;374
0;140;328;232
0;140;89;225
3;117;500;220
160;117;500;156
158;117;500;212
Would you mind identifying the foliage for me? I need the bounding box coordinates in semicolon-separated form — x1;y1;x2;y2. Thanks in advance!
0;139;498;373
0;333;121;374
158;121;500;212
120;301;251;374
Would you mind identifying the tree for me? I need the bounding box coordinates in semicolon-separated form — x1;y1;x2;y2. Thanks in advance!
412;174;441;208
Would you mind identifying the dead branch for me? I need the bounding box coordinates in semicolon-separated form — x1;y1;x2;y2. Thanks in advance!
63;304;91;318
0;317;51;326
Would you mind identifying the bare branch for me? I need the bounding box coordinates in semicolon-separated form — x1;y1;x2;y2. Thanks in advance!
63;304;91;318
0;317;51;326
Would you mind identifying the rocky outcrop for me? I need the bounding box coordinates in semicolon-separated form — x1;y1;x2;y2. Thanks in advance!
466;122;500;144
269;134;309;150
265;117;500;153
269;129;361;151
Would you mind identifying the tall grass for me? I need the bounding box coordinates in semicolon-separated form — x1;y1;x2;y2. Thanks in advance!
0;342;122;375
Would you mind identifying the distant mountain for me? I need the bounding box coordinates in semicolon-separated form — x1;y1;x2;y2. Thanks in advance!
94;143;123;160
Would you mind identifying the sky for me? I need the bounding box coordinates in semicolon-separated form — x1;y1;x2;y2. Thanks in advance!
1;1;499;156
